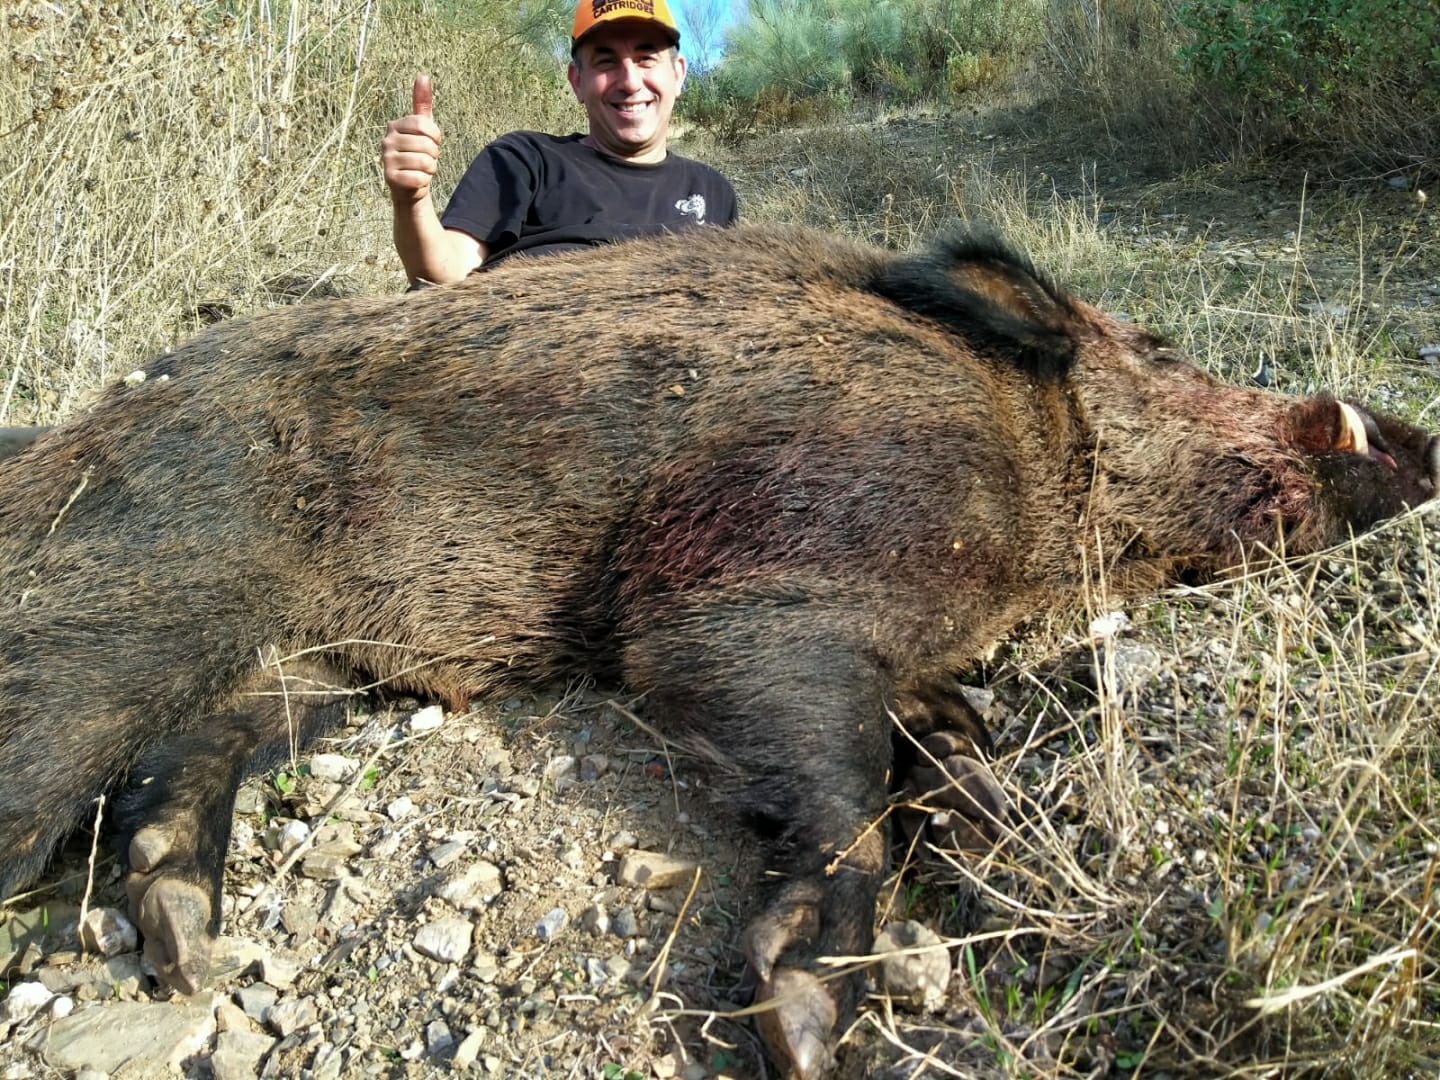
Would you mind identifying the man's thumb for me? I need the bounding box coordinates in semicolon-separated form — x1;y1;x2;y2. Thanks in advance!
412;74;434;118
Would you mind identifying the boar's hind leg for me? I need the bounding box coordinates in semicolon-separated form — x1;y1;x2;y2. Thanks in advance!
114;656;352;994
626;601;894;1079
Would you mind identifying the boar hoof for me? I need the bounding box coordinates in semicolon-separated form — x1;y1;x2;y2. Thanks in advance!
903;732;1008;853
754;966;837;1080
125;829;213;994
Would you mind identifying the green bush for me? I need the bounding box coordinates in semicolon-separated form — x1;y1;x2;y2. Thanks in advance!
1179;0;1440;163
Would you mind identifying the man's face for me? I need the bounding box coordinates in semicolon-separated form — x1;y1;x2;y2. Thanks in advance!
568;21;686;164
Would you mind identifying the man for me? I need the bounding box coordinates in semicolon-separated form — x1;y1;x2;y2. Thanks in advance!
381;0;738;284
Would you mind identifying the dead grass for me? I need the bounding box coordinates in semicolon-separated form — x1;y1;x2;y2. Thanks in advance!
2;4;1438;1077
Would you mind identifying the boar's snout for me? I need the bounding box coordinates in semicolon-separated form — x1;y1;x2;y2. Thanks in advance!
1296;397;1440;532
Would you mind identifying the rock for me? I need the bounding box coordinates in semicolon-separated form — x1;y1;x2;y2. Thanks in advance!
386;796;415;821
579;754;610;781
609;830;638;851
78;908;138;958
452;1028;485;1070
409;705;445;732
559;842;585;872
580;904;610;936
413;918;473;964
874;921;951;1012
616;851;699;890
300;853;349;880
235;983;279;1024
425;1018;454;1056
259;953;302;990
264;996;317;1037
610;907;640;939
281;901;319;943
307;753;356;782
2;982;54;1026
209;1028;276;1080
37;995;216;1074
543;755;575;780
98;954;147;1000
428;840;467;869
534;909;568;942
438;860;503;911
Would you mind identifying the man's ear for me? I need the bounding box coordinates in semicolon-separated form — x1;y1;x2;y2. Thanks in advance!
566;59;582;100
675;52;686;91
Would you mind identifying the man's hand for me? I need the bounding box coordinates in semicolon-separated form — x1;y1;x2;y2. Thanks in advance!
382;74;484;284
382;75;442;205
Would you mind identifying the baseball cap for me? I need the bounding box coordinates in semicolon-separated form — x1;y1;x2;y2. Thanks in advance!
571;0;680;51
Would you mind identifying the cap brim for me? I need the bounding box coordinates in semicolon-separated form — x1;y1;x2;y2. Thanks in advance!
572;16;680;52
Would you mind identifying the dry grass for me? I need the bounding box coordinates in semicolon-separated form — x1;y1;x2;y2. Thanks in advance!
2;3;1438;1077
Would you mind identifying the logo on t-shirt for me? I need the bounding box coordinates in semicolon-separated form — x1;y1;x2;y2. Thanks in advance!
675;195;707;223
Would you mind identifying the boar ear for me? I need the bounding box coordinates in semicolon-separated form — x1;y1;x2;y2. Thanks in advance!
872;229;1080;380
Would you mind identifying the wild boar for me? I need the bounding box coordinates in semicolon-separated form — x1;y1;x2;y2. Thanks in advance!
1;225;1434;1078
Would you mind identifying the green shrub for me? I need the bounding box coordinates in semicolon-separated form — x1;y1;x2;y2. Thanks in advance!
1179;0;1440;164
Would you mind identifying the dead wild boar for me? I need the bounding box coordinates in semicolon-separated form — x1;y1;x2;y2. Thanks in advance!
1;225;1436;1078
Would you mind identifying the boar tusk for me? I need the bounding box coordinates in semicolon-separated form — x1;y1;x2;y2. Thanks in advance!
1335;401;1370;457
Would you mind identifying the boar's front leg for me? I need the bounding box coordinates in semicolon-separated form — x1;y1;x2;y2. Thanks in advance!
893;675;1009;854
114;656;351;993
624;596;897;1079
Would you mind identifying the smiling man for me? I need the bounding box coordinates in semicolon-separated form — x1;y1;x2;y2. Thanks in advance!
382;0;738;284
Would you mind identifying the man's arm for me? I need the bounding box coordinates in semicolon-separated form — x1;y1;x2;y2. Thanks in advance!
381;75;486;284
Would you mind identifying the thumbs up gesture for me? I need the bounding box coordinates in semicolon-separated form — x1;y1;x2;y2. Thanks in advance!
381;75;442;204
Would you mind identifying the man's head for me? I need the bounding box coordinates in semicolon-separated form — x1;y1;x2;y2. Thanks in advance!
568;0;686;164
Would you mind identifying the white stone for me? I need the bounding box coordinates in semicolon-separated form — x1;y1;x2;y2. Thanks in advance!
409;705;445;732
2;981;54;1025
308;753;357;782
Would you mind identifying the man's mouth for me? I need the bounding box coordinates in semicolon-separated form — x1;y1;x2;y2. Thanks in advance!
613;101;654;115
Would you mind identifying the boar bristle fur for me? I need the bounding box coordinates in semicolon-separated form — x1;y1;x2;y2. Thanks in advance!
873;229;1080;382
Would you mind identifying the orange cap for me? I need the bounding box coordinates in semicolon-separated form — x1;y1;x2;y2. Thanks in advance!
571;0;680;50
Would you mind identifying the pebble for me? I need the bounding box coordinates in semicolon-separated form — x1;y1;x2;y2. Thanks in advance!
609;830;638;851
2;982;53;1026
438;860;504;911
425;1018;454;1055
210;1029;277;1080
580;904;610;936
236;983;280;1024
428;839;467;868
386;796;415;821
616;851;699;889
875;921;951;1011
78;908;138;958
413;918;474;964
308;753;357;782
452;1028;485;1069
264;996;317;1037
409;705;445;733
534;908;568;942
610;907;640;939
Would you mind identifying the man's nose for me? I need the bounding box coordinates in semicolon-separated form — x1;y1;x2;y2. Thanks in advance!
615;59;645;91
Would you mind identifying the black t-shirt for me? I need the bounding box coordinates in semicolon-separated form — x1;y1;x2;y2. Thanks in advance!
440;131;738;269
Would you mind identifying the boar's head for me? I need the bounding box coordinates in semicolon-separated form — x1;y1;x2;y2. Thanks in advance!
877;232;1439;591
